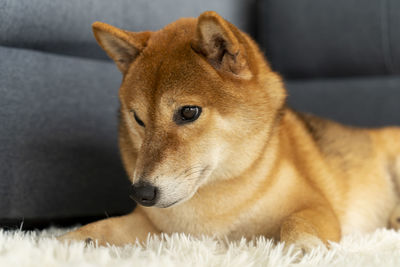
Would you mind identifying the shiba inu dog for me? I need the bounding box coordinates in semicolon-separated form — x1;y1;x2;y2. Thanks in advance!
60;11;400;252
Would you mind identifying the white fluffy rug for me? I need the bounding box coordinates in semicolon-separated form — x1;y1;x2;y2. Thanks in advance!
1;227;400;267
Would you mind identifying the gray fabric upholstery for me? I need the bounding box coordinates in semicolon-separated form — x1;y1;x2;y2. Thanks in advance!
0;0;257;221
0;46;132;219
258;0;400;79
0;0;256;60
286;76;400;127
258;0;400;126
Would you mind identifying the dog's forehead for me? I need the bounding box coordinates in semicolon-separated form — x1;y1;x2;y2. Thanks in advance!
122;60;212;108
121;22;221;106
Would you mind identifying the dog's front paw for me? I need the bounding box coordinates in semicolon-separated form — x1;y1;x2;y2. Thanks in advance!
288;233;325;254
57;230;104;246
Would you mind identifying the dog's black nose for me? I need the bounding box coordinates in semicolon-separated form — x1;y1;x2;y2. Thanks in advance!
130;182;158;207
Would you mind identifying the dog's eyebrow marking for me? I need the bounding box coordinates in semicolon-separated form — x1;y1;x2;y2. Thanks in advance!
167;98;176;106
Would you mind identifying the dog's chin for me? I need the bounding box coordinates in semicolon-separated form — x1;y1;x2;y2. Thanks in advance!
155;190;198;208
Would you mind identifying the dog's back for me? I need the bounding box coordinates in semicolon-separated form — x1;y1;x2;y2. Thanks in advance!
291;111;400;234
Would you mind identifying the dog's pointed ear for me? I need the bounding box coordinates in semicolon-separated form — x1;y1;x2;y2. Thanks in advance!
192;11;252;79
92;22;151;73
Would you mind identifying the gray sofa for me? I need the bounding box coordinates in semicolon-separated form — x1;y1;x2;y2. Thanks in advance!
1;0;399;227
261;0;400;126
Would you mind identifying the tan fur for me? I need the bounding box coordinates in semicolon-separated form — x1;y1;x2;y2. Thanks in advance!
60;11;400;251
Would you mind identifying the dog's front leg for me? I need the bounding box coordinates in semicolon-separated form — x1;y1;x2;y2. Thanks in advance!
280;207;341;253
58;207;159;246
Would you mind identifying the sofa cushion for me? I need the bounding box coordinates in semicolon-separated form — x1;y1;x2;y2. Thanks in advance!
0;0;256;60
286;76;400;127
0;46;132;219
258;0;400;79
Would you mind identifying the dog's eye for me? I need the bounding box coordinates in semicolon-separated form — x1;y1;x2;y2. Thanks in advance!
175;106;202;125
132;111;145;127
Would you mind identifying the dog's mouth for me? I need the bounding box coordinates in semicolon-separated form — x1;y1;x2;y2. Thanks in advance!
158;198;184;208
160;166;212;208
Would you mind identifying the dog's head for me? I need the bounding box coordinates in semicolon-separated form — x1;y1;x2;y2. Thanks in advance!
93;11;286;208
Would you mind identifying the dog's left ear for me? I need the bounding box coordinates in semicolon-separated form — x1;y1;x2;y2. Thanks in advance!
92;22;151;73
192;11;252;79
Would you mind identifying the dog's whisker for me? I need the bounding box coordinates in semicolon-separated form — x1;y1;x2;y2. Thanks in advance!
183;165;203;174
172;165;204;181
182;170;204;179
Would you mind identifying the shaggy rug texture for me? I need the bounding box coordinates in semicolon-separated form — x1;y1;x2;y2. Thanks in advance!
0;227;400;267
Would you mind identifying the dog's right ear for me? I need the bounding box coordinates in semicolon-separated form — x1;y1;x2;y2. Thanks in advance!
92;22;151;73
192;11;252;79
